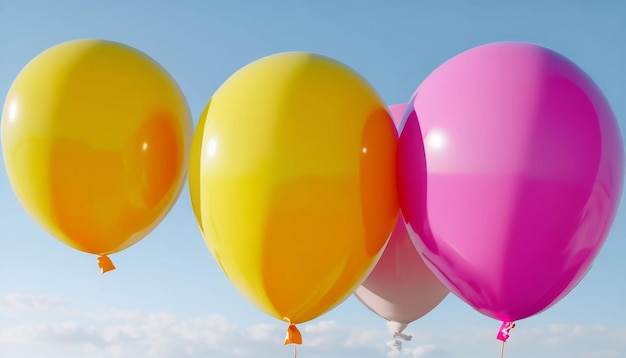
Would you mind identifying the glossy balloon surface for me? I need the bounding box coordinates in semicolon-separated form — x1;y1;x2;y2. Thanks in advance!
191;52;399;324
355;104;448;330
2;39;192;255
398;42;624;321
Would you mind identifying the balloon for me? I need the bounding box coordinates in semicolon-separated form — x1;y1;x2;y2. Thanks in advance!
355;103;448;340
1;39;192;272
398;42;625;323
190;52;399;341
189;101;210;236
387;103;410;129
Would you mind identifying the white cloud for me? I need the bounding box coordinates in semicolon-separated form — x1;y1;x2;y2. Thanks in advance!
87;308;143;322
0;293;69;311
0;294;625;358
386;340;445;358
405;344;439;358
0;300;398;358
513;322;626;345
248;323;281;342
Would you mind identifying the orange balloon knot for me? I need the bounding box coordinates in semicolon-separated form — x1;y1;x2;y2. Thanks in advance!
284;323;302;345
97;255;116;274
496;321;516;342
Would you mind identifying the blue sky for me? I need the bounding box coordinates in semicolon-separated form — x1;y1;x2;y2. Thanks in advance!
0;1;625;357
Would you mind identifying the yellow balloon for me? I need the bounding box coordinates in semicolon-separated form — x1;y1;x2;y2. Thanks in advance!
189;101;210;236
190;52;399;327
1;39;192;272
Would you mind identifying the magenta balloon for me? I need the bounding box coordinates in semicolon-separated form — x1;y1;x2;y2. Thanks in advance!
398;42;625;322
355;104;448;333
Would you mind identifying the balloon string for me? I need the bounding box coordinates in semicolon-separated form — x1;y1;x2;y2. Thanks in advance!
293;345;297;358
500;340;505;358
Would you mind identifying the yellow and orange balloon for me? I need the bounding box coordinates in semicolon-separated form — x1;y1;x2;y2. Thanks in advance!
189;52;399;343
1;39;192;272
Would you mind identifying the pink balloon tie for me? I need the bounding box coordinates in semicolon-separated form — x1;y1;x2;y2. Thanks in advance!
496;321;516;358
496;321;516;342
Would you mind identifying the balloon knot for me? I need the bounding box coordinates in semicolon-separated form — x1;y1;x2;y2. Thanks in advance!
97;255;116;274
387;332;412;352
284;323;302;345
496;321;516;342
393;332;412;341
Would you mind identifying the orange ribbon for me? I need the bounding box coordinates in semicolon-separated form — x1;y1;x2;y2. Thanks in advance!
284;323;302;345
97;255;116;274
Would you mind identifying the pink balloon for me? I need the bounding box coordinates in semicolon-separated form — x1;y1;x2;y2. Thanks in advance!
398;42;625;322
355;104;448;335
388;103;407;128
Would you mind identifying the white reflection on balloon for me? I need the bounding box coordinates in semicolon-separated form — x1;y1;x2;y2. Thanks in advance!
207;137;217;158
425;130;446;151
7;100;18;122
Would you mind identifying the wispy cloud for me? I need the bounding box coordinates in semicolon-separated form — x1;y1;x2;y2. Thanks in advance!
0;293;69;311
86;307;143;322
0;293;625;358
515;323;626;358
0;293;426;358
